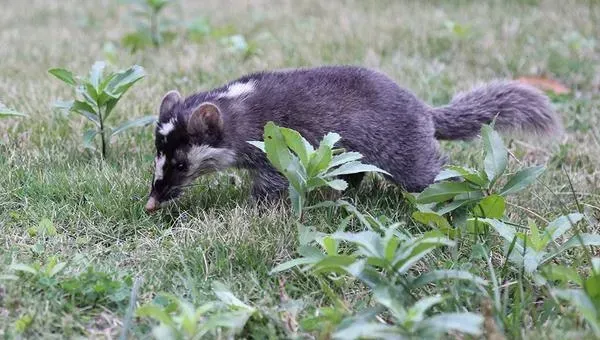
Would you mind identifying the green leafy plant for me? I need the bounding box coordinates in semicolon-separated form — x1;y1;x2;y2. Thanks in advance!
121;0;176;51
478;214;600;274
549;258;600;335
413;124;545;235
137;281;258;339
9;256;67;287
333;292;483;339
249;122;389;218
60;266;132;307
8;259;131;307
49;61;154;158
272;220;487;338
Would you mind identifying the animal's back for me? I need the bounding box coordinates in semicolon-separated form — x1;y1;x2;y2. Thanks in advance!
205;66;444;191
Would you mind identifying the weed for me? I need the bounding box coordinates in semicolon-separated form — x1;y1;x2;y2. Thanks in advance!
49;61;155;158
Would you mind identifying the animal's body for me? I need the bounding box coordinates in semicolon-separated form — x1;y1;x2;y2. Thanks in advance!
145;66;559;212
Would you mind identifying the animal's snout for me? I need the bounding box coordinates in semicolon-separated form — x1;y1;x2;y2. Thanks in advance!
145;196;160;213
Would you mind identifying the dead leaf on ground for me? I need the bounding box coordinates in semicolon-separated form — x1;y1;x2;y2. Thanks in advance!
517;76;571;95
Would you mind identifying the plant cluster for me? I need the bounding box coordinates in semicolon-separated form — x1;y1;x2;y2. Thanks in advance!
134;122;600;338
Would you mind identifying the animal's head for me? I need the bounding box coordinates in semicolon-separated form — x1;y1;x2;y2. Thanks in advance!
145;91;236;213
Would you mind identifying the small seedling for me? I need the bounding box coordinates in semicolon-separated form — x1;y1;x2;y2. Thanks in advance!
249;122;389;218
137;281;257;339
121;0;176;52
49;61;155;158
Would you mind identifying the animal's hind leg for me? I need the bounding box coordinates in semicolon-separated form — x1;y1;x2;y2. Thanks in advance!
340;173;365;189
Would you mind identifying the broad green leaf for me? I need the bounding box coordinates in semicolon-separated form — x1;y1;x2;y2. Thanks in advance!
136;305;177;328
546;213;584;241
333;322;399;340
407;295;444;324
321;132;341;148
542;265;583;286
500;166;545;196
289;186;304;217
103;97;120;118
83;129;98;150
247;141;265;152
436;165;488;187
412;211;452;231
476;218;516;243
104;65;145;98
384;228;400;262
89;61;107;92
306;177;328;190
48;262;67;278
312;255;357;274
72;100;100;126
328;152;363;169
482;124;507;184
270;256;322;274
111;115;156;137
322;236;338;255
416;181;479;204
523;249;545;273
344;260;386;289
332;231;383;258
529;219;551;252
308;143;333;177
9;264;38;275
326;161;390;177
212;281;254;310
372;284;407;321
280;127;313;166
326;179;348;191
560;233;600;252
393;236;455;273
585;275;600;304
76;84;98;108
435;199;475;215
473;194;505;218
412;269;488;288
48;68;77;86
418;313;484;336
264;122;291;173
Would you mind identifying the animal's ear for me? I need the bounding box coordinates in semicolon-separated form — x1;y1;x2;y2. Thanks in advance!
187;102;223;136
159;90;182;121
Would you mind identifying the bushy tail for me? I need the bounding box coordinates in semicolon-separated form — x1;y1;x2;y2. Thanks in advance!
431;81;560;140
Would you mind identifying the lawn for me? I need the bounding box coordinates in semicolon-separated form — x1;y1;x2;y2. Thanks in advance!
1;0;599;339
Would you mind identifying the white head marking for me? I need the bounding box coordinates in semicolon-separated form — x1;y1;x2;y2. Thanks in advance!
218;80;256;99
154;154;166;183
158;118;176;136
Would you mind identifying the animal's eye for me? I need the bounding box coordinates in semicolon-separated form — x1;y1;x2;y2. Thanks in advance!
176;163;185;171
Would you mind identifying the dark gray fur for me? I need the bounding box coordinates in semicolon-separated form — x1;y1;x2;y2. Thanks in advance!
148;66;559;206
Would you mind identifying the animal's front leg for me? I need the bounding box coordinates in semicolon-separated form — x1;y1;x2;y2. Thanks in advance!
250;168;288;204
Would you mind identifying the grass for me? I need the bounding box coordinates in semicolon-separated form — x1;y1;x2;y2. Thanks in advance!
1;0;600;338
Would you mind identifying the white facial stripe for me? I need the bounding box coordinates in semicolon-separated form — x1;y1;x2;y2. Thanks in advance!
158;118;176;136
187;145;236;176
218;80;256;99
154;154;166;183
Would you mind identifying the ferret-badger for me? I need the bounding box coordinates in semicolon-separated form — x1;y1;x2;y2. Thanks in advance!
145;66;558;212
